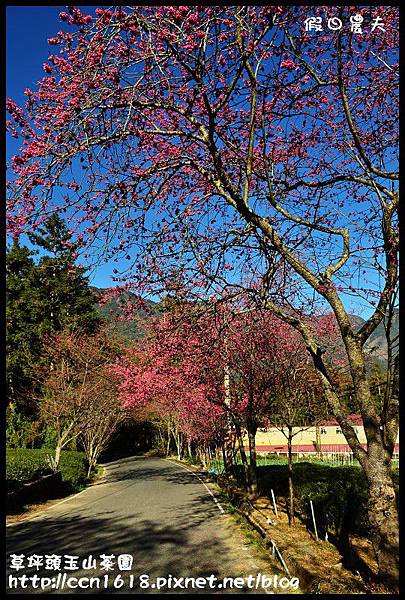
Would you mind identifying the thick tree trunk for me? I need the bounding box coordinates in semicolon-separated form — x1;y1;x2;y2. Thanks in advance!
287;429;294;526
345;339;399;585
364;456;399;586
304;311;398;584
53;423;74;471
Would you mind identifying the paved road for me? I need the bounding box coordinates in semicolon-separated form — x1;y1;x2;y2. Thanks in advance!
6;457;280;594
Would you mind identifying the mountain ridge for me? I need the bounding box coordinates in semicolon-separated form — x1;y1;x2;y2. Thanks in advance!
92;287;398;363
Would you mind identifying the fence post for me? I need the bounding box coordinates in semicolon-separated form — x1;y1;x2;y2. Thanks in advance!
310;499;319;541
271;488;279;519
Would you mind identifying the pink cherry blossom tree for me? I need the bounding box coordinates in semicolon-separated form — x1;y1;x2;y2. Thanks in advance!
114;312;227;460
7;6;398;582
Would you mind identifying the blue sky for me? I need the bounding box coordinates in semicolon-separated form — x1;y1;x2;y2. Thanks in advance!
7;6;67;107
6;6;119;288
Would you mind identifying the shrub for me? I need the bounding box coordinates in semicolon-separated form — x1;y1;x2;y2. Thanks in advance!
6;448;52;486
298;471;369;538
58;451;88;492
257;462;399;539
6;448;89;495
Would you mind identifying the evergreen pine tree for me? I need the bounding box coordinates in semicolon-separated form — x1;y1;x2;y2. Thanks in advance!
7;215;101;414
28;214;100;334
6;240;42;412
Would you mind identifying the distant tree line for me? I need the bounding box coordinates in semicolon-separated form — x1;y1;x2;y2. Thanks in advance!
6;215;125;471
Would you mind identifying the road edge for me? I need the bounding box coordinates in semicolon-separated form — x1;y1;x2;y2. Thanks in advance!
6;465;107;528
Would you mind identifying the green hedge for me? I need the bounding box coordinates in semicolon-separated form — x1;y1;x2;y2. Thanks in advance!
6;448;52;492
6;448;89;494
58;450;88;491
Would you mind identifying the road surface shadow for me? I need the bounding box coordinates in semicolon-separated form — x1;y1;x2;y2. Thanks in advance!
103;458;210;488
6;458;258;594
7;498;248;594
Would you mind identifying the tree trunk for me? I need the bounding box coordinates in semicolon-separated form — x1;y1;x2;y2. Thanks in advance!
166;422;171;457
364;456;399;587
287;428;294;526
199;446;207;469
234;417;249;488
222;429;235;475
53;442;62;472
301;312;399;584
315;423;322;460
85;440;95;479
247;420;258;499
178;434;184;460
156;425;165;451
172;427;182;461
223;352;234;476
222;439;230;475
346;340;399;585
87;458;95;480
